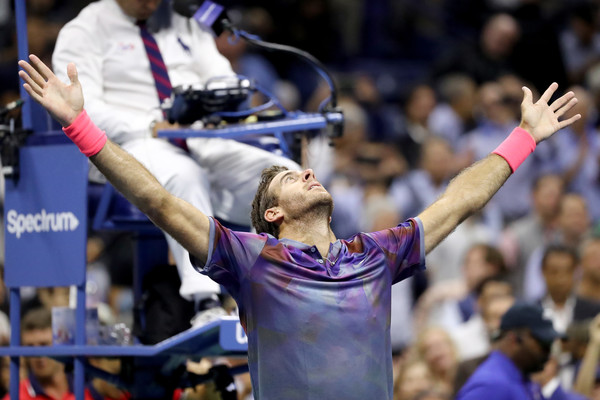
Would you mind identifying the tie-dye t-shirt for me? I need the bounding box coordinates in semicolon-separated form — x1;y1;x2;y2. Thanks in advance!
191;217;425;400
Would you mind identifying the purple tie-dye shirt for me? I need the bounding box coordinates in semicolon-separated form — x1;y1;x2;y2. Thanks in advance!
191;217;425;400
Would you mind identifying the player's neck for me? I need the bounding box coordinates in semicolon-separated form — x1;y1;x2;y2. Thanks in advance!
279;218;336;257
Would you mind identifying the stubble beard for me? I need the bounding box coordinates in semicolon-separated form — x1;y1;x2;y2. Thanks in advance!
287;193;334;223
308;196;334;221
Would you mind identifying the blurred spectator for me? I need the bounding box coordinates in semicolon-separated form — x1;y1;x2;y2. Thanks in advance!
394;358;436;400
4;307;95;400
450;276;515;361
350;73;393;142
390;83;437;168
217;25;278;94
524;193;591;301
215;7;294;110
413;326;458;397
85;234;130;325
496;74;526;116
329;139;405;238
559;2;600;85
428;74;477;145
577;237;600;303
456;302;561;399
500;173;565;296
21;286;70;318
307;96;368;188
390;137;455;220
554;86;600;223
538;245;600;335
354;142;404;233
414;243;508;333
432;13;520;85
429;210;502;286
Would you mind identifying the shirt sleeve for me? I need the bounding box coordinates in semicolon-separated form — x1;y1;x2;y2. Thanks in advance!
366;217;426;284
189;218;267;295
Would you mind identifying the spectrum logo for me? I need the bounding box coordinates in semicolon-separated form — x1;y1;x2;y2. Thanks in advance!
6;209;80;239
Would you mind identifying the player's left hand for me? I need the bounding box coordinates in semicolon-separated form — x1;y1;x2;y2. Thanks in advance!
519;83;581;143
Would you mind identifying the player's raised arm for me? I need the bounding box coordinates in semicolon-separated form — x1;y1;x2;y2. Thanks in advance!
18;54;212;263
418;82;581;254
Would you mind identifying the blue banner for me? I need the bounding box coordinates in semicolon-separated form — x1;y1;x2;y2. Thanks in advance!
4;144;88;287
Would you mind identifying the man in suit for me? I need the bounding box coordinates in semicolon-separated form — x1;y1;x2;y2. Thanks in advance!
539;244;600;334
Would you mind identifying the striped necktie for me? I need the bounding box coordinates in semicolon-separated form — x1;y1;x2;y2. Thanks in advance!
137;20;172;106
137;20;188;150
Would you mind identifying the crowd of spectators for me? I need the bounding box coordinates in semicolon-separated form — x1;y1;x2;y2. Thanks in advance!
2;0;600;398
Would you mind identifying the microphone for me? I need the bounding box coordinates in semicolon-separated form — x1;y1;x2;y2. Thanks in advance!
0;99;24;117
172;0;229;35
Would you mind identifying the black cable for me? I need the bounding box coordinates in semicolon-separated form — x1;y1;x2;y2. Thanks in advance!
221;20;338;110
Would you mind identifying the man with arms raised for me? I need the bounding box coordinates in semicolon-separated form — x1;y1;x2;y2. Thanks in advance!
18;54;580;399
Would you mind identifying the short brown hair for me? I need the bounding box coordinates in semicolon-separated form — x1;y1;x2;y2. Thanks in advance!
22;307;52;332
470;243;507;275
541;244;578;271
251;165;289;237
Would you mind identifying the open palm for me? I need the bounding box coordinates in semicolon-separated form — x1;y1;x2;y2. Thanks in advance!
18;54;83;127
520;83;580;143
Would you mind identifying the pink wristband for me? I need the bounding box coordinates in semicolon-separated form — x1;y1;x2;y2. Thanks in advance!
62;110;107;157
491;127;536;173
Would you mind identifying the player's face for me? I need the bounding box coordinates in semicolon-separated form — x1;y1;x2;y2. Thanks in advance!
268;169;333;219
116;0;163;20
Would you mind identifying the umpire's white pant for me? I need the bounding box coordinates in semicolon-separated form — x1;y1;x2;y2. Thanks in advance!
122;137;300;300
